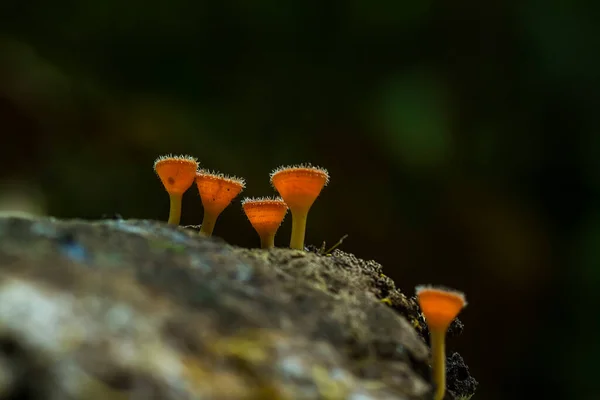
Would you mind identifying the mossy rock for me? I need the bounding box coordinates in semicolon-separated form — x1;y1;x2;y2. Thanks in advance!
0;216;477;399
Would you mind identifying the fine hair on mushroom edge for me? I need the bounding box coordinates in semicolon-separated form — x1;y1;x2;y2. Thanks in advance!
195;169;246;236
153;154;199;225
241;196;288;249
269;163;329;250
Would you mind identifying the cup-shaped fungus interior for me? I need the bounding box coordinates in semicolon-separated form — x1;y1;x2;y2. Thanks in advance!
195;171;245;216
416;286;467;331
154;155;198;195
270;165;329;212
242;197;288;237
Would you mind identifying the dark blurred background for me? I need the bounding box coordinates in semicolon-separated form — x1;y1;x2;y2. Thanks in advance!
1;1;598;399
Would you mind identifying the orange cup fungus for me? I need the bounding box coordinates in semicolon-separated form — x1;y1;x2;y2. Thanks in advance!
153;154;199;225
241;197;288;249
416;286;467;400
195;170;245;236
270;164;329;250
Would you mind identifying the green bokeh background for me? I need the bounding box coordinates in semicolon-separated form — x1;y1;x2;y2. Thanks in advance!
2;1;599;398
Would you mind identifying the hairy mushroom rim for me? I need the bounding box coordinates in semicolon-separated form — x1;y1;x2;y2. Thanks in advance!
195;170;245;236
270;164;329;250
242;196;288;249
153;154;199;225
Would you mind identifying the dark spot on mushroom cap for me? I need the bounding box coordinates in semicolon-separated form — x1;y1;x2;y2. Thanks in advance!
167;177;175;185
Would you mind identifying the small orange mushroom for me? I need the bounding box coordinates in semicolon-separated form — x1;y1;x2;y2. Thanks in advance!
270;164;329;250
416;285;467;400
241;197;288;249
153;154;199;225
195;170;245;236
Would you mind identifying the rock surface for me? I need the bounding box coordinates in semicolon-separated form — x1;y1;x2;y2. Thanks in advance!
0;216;477;399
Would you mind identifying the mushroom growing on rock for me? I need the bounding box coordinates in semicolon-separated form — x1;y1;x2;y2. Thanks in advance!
153;154;199;225
241;197;288;249
416;285;467;400
269;164;329;250
195;170;245;236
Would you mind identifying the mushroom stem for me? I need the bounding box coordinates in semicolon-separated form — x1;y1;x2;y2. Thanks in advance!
154;155;198;225
195;170;245;238
168;193;183;225
200;212;218;236
415;286;466;400
270;164;329;251
242;197;288;249
260;232;276;249
290;209;308;250
430;328;446;400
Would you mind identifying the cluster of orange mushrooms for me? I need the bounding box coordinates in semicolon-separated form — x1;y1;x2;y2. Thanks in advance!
153;154;467;400
153;154;329;250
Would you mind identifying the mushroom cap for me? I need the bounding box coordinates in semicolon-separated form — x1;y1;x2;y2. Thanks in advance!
195;170;245;215
269;164;329;212
415;286;467;331
241;197;288;236
153;155;199;195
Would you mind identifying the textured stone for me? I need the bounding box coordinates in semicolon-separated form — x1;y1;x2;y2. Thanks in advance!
0;216;476;399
